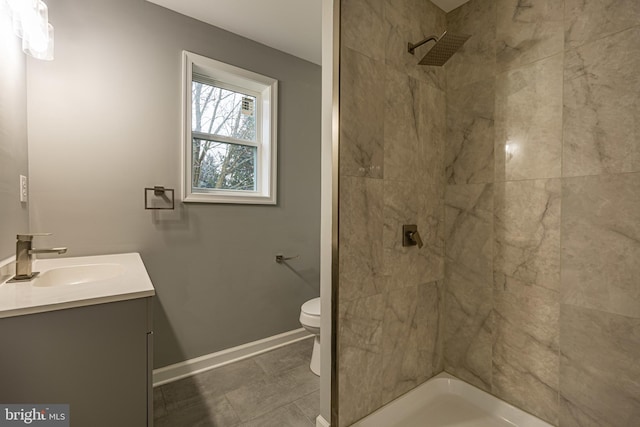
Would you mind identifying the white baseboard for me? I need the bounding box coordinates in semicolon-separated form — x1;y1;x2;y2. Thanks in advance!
316;415;330;427
153;328;312;387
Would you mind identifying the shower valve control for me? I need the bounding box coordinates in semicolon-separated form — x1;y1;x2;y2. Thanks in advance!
403;224;424;249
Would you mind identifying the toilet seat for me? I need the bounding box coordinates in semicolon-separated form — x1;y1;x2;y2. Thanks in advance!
300;297;320;329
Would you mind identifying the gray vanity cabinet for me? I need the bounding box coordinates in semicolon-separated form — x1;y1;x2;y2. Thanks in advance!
0;297;153;427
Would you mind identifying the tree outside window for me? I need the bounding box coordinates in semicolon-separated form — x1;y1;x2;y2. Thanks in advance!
191;81;258;191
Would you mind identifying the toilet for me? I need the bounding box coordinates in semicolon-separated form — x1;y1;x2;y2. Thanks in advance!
299;297;321;376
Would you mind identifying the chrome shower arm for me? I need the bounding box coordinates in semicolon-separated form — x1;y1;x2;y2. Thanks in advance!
408;35;439;55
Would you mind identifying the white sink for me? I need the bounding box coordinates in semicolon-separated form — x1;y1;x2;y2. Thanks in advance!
33;263;125;287
0;253;155;319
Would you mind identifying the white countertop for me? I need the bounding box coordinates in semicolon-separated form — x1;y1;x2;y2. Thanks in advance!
0;253;155;319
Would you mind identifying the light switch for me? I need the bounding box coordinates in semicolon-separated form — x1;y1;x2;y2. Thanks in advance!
19;175;27;202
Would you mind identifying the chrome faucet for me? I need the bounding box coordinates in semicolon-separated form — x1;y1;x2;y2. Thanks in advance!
10;233;67;282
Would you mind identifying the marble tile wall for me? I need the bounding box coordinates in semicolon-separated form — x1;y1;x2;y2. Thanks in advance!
559;305;640;426
563;26;640;177
445;0;496;185
444;0;640;426
559;172;640;426
338;0;447;426
492;179;561;423
494;53;563;181
443;183;494;390
495;0;564;72
337;0;639;425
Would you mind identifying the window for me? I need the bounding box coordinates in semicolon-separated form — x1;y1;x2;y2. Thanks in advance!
182;51;278;204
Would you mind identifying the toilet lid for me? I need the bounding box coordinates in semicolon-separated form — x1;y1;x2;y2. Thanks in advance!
301;297;320;316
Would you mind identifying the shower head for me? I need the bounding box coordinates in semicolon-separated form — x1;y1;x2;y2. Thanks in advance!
408;31;470;66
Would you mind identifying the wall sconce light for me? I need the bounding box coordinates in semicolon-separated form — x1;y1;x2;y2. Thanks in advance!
6;0;54;60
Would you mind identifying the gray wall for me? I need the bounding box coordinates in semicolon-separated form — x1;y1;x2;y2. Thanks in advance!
25;0;321;368
337;1;447;425
444;0;640;426
0;2;29;260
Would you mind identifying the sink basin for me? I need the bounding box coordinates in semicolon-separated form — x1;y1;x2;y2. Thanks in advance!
0;253;154;319
33;263;125;287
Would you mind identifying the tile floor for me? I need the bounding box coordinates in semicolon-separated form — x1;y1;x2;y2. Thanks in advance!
154;337;319;426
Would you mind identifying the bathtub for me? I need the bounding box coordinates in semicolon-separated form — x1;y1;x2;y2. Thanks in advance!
351;372;554;427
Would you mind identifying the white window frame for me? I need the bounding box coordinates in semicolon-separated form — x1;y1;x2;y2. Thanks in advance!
182;51;278;204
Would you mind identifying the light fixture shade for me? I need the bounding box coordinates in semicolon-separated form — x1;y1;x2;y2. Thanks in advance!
22;22;54;60
20;0;54;61
8;0;39;38
8;0;54;60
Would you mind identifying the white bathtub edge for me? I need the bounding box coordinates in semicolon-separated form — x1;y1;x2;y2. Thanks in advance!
316;414;330;427
351;371;554;427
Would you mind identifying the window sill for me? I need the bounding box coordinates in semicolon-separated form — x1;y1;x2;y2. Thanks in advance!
182;193;277;205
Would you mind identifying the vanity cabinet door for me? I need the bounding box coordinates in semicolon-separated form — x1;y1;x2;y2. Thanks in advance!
0;298;152;427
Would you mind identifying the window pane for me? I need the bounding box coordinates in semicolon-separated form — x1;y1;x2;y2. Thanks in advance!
192;138;257;191
192;81;257;143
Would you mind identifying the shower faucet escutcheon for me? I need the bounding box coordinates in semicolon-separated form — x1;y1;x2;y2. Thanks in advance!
10;233;68;282
403;225;424;249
